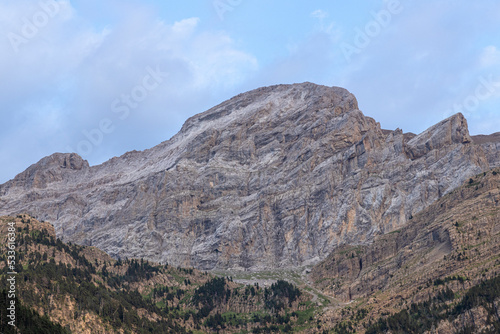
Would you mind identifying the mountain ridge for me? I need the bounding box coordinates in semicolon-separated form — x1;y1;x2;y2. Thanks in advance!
0;82;498;271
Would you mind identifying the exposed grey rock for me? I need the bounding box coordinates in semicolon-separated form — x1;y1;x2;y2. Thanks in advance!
0;83;497;271
1;153;89;191
472;132;500;168
405;114;471;160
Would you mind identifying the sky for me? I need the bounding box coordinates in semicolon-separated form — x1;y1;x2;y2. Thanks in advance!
1;0;499;183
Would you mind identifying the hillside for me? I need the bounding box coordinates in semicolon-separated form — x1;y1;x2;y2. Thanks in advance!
1;83;498;271
310;167;500;333
0;214;318;333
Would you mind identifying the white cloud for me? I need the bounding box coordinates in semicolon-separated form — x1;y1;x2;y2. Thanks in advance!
309;9;340;41
0;1;258;182
479;45;500;68
171;17;199;37
311;9;328;20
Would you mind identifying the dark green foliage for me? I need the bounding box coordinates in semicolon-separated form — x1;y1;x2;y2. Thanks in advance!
178;267;193;275
190;277;306;330
332;321;355;334
264;280;301;310
365;288;455;333
204;313;226;330
123;258;159;282
452;275;500;331
354;308;368;322
191;277;228;319
0;290;69;334
433;275;465;286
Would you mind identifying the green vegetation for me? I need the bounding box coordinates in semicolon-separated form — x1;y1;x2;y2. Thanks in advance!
466;178;481;188
189;277;309;332
0;289;69;334
192;277;229;319
264;280;301;311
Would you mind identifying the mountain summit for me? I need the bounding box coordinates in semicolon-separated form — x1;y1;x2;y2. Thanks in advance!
0;83;497;270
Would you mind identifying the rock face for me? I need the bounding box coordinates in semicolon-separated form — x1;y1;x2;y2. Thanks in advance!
0;83;497;270
472;132;500;168
311;168;500;301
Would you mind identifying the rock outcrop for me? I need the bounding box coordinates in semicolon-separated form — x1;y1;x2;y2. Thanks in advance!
0;83;497;270
405;114;472;160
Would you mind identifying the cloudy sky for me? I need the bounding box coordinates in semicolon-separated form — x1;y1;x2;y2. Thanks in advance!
1;0;499;183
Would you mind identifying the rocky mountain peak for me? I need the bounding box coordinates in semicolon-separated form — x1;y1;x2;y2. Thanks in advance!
4;153;89;191
405;113;472;160
178;83;358;137
39;152;89;170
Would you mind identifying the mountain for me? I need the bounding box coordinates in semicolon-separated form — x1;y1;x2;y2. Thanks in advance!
0;82;498;271
2;173;500;333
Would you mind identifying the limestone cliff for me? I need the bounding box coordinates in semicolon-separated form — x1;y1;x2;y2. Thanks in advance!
0;83;497;270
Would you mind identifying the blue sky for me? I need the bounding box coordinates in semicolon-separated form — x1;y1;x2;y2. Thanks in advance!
1;0;500;183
